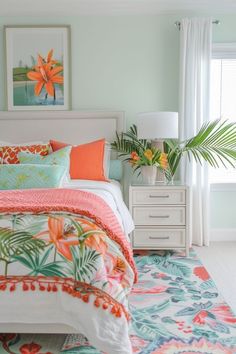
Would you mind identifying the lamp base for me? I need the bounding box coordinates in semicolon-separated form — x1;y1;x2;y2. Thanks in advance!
156;169;165;183
151;139;165;183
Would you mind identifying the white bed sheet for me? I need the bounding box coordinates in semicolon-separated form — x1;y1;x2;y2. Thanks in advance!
0;290;132;354
62;179;134;237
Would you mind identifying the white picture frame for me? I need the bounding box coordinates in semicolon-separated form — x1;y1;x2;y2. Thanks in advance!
5;25;71;111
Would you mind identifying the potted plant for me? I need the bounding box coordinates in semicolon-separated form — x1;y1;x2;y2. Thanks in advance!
111;120;236;183
129;148;168;184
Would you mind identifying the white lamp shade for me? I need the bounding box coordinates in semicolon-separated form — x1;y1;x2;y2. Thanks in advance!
137;111;179;140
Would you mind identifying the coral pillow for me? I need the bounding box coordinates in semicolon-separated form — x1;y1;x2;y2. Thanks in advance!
50;139;107;181
0;144;50;164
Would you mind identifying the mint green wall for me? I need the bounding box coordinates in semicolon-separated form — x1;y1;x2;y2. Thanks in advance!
0;15;179;122
0;14;235;230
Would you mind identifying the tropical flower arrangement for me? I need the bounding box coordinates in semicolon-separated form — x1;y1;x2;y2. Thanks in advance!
130;149;168;169
111;120;236;181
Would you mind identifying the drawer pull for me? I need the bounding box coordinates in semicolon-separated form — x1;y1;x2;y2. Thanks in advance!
149;195;169;198
149;215;170;219
149;236;170;240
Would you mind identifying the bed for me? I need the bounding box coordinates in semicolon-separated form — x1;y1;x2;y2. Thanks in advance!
0;111;135;354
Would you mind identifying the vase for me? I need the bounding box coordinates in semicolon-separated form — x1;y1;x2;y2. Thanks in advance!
156;168;165;183
141;166;157;185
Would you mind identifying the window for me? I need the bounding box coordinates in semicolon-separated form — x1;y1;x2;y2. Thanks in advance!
209;44;236;183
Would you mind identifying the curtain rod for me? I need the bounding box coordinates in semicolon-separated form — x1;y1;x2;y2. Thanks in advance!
175;19;220;30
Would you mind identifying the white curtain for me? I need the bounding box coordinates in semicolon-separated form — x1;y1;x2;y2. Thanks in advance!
179;18;212;246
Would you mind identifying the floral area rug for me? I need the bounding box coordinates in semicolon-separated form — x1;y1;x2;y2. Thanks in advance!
1;249;236;354
0;334;65;354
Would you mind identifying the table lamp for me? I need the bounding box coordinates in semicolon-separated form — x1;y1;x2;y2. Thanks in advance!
137;111;179;182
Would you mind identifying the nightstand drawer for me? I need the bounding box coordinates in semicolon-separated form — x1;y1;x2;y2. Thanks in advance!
133;229;186;248
133;206;185;226
132;188;185;205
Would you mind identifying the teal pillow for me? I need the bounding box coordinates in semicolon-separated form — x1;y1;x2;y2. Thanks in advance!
18;146;71;171
109;160;123;181
0;164;67;190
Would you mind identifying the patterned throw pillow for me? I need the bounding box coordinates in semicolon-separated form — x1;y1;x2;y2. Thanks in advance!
0;164;67;190
18;146;71;176
0;144;50;164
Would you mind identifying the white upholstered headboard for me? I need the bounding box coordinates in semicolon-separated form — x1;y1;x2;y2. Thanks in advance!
0;111;125;144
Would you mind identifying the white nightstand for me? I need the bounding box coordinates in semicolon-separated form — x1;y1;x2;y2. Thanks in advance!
129;183;190;256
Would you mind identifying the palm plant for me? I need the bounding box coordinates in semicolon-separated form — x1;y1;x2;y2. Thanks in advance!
111;119;236;180
111;125;167;174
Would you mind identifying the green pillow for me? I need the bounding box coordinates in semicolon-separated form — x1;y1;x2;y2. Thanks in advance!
18;146;71;172
109;160;123;181
0;164;67;190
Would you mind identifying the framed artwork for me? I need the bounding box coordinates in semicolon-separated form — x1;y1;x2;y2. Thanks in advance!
5;25;71;111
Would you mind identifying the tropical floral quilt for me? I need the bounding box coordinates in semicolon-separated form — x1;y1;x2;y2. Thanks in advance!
0;188;136;354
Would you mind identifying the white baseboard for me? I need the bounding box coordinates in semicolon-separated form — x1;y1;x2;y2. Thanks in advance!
210;228;236;241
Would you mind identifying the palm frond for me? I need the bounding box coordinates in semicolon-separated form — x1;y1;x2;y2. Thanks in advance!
0;228;45;260
13;215;46;235
14;247;66;277
111;135;139;155
164;120;236;177
70;246;100;283
111;124;151;157
181;120;236;168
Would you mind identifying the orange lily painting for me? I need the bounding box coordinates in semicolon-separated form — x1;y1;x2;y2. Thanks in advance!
5;26;70;110
27;50;64;100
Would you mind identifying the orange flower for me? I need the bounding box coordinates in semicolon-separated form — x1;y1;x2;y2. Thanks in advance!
75;217;108;255
131;151;139;161
35;217;79;261
105;254;129;288
34;49;58;71
130;151;140;165
115;257;126;272
144;149;153;161
159;152;168;169
75;217;98;231
27;52;63;97
44;49;58;66
85;234;107;256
